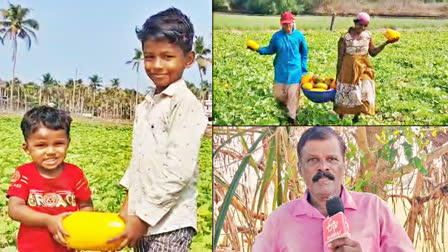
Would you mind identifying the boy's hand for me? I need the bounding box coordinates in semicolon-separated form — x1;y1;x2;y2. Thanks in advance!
107;215;149;250
46;212;72;247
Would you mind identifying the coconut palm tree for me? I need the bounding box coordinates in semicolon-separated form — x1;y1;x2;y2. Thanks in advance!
186;81;200;98
41;73;55;105
193;36;212;82
88;75;102;116
199;81;211;100
126;48;143;109
110;78;120;89
0;3;39;110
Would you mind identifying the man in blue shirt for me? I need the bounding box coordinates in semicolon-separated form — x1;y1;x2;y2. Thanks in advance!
249;12;308;125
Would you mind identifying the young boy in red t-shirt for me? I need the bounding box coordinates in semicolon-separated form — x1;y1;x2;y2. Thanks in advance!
7;106;93;252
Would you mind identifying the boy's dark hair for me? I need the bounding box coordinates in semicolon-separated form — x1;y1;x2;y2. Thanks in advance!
136;7;194;54
21;106;72;141
297;127;347;161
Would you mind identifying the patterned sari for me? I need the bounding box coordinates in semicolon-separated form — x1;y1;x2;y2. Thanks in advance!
334;29;375;116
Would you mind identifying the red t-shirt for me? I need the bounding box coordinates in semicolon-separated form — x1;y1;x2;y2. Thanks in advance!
7;162;92;252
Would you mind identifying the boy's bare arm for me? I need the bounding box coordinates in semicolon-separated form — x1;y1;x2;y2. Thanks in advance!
9;196;51;227
118;193;129;219
78;198;93;211
8;196;70;245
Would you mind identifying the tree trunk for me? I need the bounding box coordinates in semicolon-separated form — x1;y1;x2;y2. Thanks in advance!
39;85;42;105
77;89;82;114
135;71;139;107
92;89;96;116
198;64;204;82
17;84;20;111
406;173;424;242
81;96;84;114
129;98;132;119
113;100;116;118
330;13;336;31
354;127;387;194
10;37;18;111
24;91;27;112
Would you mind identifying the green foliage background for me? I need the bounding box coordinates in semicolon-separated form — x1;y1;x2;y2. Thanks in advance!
213;0;448;14
213;26;448;125
0;116;212;251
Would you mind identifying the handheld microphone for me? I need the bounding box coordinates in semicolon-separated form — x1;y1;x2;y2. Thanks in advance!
323;196;351;244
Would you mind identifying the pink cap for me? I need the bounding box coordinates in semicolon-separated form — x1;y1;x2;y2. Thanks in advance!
355;12;370;24
281;12;295;24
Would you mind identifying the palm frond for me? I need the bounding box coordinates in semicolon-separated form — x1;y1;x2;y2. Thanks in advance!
23;18;39;30
17;30;32;49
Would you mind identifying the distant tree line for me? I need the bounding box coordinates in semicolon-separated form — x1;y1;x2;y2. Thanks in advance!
0;75;211;120
213;0;448;15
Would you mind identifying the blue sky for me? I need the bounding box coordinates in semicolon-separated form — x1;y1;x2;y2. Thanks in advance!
0;0;212;93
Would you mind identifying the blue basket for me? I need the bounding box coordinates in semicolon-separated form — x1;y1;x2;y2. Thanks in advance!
302;87;336;103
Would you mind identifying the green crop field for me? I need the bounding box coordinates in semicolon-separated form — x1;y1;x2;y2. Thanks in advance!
0;116;212;251
214;13;448;30
213;14;448;125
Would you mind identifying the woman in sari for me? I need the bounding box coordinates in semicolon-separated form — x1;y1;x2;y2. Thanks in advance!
334;12;398;123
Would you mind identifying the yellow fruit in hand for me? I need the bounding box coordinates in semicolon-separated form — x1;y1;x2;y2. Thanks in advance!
310;88;327;92
314;83;328;90
303;82;313;90
246;40;260;51
384;29;401;41
62;212;126;251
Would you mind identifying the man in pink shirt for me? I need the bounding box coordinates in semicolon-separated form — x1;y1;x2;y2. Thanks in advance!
252;127;415;252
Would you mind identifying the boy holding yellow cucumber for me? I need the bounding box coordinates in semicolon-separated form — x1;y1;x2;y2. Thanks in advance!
108;7;207;252
7;106;93;252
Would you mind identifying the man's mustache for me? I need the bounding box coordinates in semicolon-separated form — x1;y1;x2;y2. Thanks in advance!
312;171;335;182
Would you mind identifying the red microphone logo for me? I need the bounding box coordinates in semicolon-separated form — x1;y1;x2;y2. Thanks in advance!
323;197;351;244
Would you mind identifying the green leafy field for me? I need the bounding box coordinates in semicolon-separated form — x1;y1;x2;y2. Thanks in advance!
0;116;211;251
213;21;448;125
214;13;448;30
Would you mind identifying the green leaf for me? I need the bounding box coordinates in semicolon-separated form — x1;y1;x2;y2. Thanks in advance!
403;142;413;161
276;150;283;207
413;157;427;174
212;130;245;158
354;180;364;192
256;136;276;213
348;142;357;152
213;130;269;250
364;171;374;181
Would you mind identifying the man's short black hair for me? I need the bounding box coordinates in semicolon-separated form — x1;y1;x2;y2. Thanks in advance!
297;127;347;161
21;106;72;141
136;7;194;54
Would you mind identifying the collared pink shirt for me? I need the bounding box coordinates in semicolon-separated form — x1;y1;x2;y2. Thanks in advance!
252;186;415;252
